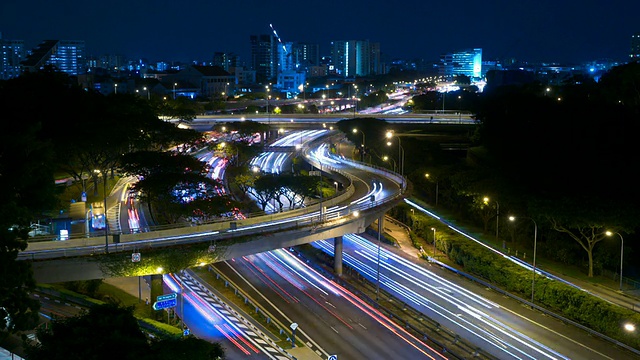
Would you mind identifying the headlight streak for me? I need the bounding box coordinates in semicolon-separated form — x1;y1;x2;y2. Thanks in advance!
271;247;448;359
165;273;265;356
404;199;585;293
242;254;301;304
311;234;569;360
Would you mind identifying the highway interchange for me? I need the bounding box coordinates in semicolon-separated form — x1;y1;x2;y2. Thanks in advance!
28;124;640;359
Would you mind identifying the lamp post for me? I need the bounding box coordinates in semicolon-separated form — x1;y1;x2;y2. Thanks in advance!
509;216;537;303
425;173;439;207
386;131;404;191
266;86;271;126
606;231;624;291
95;169;109;254
383;156;396;172
458;95;462;123
114;83;118;94
353;85;358;118
173;83;177;99
290;322;298;348
431;227;437;257
144;86;150;100
352;128;365;162
484;197;501;248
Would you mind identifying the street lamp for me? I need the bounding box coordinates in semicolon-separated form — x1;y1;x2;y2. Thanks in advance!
114;83;118;94
352;128;365;162
143;86;150;100
509;216;537;304
383;156;396;172
431;227;437;257
353;85;358;118
94;169;109;254
385;131;404;191
266;86;271;126
484;197;501;248
606;231;624;291
458;95;462;123
425;173;439;207
173;83;177;99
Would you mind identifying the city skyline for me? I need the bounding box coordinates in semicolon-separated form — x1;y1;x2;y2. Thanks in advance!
1;0;639;65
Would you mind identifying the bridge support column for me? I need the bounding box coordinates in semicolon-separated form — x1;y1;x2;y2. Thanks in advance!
334;236;343;276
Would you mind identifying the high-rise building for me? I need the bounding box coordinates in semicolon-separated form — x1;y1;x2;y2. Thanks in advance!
291;42;320;68
631;34;640;60
213;52;241;72
439;48;482;79
330;40;381;78
250;34;278;83
0;33;25;80
22;39;86;76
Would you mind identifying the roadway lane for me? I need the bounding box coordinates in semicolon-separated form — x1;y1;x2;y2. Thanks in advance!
311;233;638;359
213;249;448;359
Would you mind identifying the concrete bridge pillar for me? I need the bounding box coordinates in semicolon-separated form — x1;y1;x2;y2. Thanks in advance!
334;236;343;276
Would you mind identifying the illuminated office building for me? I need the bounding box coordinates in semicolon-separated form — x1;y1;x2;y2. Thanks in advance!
631;34;640;59
22;39;86;75
439;48;482;79
0;33;25;80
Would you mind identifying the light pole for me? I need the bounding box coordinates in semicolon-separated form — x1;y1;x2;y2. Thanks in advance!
484;197;501;248
95;169;109;254
173;83;177;99
144;86;150;100
431;227;437;257
353;85;358;118
114;83;118;94
352;128;365;162
509;216;537;304
266;86;271;126
606;231;624;291
383;156;396;172
425;173;439;207
458;95;462;123
386;131;404;191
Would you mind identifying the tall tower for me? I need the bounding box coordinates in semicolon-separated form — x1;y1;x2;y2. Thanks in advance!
0;33;25;80
631;34;640;60
250;34;278;83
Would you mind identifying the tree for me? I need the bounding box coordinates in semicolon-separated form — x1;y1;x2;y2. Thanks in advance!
25;303;225;360
531;196;639;277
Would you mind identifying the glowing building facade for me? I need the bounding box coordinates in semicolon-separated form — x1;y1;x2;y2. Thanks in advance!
439;48;482;80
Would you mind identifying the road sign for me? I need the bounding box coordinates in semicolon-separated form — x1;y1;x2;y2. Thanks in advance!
131;253;140;262
152;298;177;311
328;356;338;360
157;293;177;302
290;322;298;330
183;329;190;336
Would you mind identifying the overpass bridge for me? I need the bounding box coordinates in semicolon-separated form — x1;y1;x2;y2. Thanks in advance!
20;134;406;283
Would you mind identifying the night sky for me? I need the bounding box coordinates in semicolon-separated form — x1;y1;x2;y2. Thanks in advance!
1;0;638;65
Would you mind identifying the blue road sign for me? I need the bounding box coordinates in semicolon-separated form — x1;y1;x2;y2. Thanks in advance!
152;298;177;311
157;293;177;302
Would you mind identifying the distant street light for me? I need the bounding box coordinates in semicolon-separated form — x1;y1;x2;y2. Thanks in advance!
425;173;439;207
606;231;625;291
484;197;501;248
431;227;437;257
114;83;118;94
509;216;538;304
352;128;365;162
173;83;177;99
383;155;396;172
385;131;404;191
143;86;150;100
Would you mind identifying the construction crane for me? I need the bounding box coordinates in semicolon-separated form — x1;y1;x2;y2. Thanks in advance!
270;23;288;56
